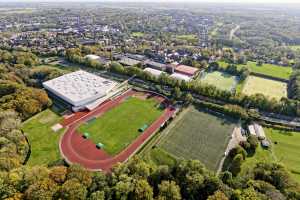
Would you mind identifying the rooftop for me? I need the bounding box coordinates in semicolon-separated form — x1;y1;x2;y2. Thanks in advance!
85;54;100;60
118;57;141;66
144;67;165;77
43;70;117;107
170;73;192;82
175;64;200;76
144;60;167;70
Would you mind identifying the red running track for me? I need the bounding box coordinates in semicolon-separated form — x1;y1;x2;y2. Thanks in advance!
59;89;175;171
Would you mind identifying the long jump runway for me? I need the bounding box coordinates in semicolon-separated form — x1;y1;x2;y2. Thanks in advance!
59;89;175;171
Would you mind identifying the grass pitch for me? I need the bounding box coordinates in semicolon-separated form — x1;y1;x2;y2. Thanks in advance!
22;109;64;166
265;128;300;183
158;106;237;171
131;32;144;37
78;97;163;155
176;34;198;43
218;61;292;80
200;71;238;91
289;45;300;51
242;75;287;100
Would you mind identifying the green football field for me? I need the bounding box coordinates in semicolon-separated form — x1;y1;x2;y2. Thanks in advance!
158;106;237;171
78;97;163;155
22;109;64;166
265;128;300;183
200;71;238;91
218;61;292;80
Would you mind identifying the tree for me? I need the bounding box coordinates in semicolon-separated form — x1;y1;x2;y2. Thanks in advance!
88;191;105;200
230;154;244;176
113;177;133;200
247;135;259;153
257;60;263;66
66;165;92;187
23;166;50;189
228;146;247;160
24;178;58;200
49;166;67;184
0;177;18;199
220;171;233;185
184;93;193;105
89;172;109;195
240;187;264;200
207;191;229;200
59;179;87;200
131;179;153;200
127;157;151;179
157;181;181;200
173;87;182;100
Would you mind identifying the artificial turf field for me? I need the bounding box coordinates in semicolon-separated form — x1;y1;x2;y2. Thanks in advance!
265;128;300;183
158;106;237;171
78;96;163;155
200;71;238;91
22;109;64;166
242;75;287;100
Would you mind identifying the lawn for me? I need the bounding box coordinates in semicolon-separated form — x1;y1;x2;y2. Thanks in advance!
265;128;300;183
158;106;237;171
200;71;238;91
78;97;163;155
289;45;300;51
217;61;292;80
22;109;64;166
176;34;198;43
145;147;177;167
239;145;274;176
131;32;144;37
242;75;287;100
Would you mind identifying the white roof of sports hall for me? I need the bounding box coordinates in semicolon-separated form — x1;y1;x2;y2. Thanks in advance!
43;70;117;107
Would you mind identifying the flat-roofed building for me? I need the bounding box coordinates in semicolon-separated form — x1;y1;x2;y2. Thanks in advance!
144;60;167;71
85;54;100;60
43;70;118;111
143;68;165;78
118;56;141;66
170;73;192;82
175;64;200;77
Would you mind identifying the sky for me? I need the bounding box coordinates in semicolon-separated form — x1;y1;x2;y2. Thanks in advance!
1;0;300;3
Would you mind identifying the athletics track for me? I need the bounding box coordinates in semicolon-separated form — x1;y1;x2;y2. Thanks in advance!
59;89;175;171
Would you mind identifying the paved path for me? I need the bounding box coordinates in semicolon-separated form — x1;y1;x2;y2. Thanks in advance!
59;89;175;171
229;25;240;40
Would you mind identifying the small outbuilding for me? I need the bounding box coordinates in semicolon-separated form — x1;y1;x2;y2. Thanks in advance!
248;123;266;140
248;125;256;137
253;123;266;140
261;139;270;148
